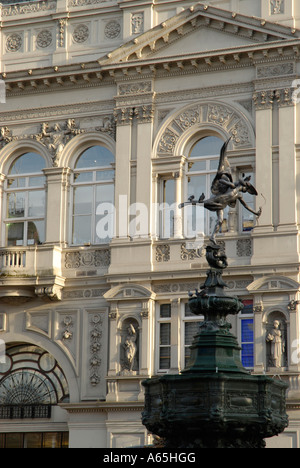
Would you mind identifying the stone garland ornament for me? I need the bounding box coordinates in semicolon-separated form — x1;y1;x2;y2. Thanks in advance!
89;314;103;386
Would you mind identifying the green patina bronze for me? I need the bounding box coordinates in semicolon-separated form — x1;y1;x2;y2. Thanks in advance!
142;244;288;448
142;141;288;448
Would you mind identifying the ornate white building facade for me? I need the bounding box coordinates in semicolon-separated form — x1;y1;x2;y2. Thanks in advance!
0;0;299;448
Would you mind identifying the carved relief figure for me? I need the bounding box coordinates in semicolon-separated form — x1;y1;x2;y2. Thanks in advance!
266;320;285;368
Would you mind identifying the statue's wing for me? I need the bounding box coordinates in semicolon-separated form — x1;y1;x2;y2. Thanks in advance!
211;138;232;195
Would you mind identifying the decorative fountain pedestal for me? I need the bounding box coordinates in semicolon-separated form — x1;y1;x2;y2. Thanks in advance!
142;245;288;448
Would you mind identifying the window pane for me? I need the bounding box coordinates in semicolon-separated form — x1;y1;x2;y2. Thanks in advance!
27;220;45;245
241;319;254;343
96;184;114;204
160;304;171;318
28;191;45;218
72;215;92;244
241;318;254;368
7;177;26;189
161;179;175;238
96;170;114;181
159;347;170;370
43;432;62;449
188;160;206;171
187;175;206;201
241;344;254;368
73;186;93;215
209;159;219;171
6;222;24;246
7;192;26;218
160;323;170;346
61;432;69;448
29;176;46;187
185;322;199;346
74;171;93;183
241;300;253;315
75;146;114;169
186;175;206;236
190;137;224;157
9;153;45;175
25;433;42;448
5;433;23;448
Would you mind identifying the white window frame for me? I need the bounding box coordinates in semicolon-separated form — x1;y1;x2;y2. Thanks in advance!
156;303;172;374
238;301;254;370
180;302;203;370
70;165;114;246
3;172;46;247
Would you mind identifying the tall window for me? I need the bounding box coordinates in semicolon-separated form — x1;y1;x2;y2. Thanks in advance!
239;300;254;369
240;171;255;232
158;304;171;371
185;136;229;238
71;145;115;245
160;179;175;238
182;303;203;369
4;153;46;246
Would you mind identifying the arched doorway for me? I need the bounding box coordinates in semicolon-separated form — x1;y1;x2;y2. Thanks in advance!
0;343;70;448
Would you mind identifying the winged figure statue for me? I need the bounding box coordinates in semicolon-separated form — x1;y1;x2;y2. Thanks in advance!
179;138;262;245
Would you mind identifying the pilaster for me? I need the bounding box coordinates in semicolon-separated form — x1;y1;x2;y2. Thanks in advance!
43;167;71;245
252;90;274;233
276;88;297;231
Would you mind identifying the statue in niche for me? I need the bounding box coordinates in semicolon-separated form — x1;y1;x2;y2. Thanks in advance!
179;138;262;245
121;321;139;374
266;319;286;369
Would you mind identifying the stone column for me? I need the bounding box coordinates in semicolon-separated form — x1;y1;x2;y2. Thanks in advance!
252;90;274;232
113;108;132;239
253;302;265;373
135;105;154;238
139;300;153;376
0;173;6;246
276;88;297;232
287;297;300;372
107;304;118;377
170;298;180;373
43;167;71;245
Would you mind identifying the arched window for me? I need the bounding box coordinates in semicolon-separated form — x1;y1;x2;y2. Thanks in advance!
71;145;115;245
4;153;46;246
185;136;228;238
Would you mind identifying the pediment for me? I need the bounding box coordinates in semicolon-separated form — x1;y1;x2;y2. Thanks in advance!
247;276;300;293
104;284;155;301
99;2;300;67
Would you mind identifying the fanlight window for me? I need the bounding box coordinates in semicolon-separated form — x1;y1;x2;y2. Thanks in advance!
0;343;69;420
4;153;46;246
72;145;115;245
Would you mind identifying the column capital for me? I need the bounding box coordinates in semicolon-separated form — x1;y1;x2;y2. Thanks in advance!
114;107;134;126
253;90;274;110
275;87;295;107
134;104;154;124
